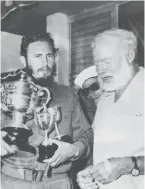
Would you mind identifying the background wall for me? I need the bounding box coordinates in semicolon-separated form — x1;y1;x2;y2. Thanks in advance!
1;31;24;73
118;1;144;67
46;13;70;86
1;1;144;86
0;1;115;84
69;2;118;86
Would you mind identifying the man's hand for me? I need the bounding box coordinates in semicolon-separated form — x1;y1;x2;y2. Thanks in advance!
87;157;133;185
0;131;17;156
77;167;99;189
43;138;80;167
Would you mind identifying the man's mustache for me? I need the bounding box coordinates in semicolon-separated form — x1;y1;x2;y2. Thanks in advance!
38;66;51;72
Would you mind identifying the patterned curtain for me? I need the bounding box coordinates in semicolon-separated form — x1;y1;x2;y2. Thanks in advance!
128;19;144;67
128;20;144;48
1;0;35;19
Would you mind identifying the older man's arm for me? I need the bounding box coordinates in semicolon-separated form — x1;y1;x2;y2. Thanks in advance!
77;156;144;189
88;156;144;184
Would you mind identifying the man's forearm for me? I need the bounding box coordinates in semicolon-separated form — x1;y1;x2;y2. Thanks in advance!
73;128;94;160
108;156;144;176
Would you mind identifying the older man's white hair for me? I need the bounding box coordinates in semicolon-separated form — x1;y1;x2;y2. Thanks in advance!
92;28;137;52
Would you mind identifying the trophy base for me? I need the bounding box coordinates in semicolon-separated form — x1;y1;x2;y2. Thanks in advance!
2;126;36;155
37;143;58;163
2;127;37;168
37;135;72;163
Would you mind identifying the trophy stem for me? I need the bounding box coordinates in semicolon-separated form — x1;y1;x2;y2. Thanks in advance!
12;111;27;128
54;122;61;140
43;130;48;146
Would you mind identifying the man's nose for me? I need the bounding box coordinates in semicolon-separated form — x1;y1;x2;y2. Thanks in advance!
97;62;107;74
43;55;49;66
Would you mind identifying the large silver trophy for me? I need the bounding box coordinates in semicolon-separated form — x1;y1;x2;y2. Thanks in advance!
0;70;51;160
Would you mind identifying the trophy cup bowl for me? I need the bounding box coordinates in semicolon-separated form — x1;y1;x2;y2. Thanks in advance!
1;72;51;163
35;106;58;162
35;106;71;163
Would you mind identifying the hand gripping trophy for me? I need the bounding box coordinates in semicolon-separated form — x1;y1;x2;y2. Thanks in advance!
35;106;72;162
0;69;51;167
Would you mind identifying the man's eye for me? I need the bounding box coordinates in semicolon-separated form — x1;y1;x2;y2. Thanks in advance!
104;59;112;64
95;63;99;67
36;54;41;58
47;54;54;58
105;61;111;64
94;61;99;66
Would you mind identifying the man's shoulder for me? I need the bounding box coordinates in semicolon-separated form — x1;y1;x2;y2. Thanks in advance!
52;82;75;94
51;82;76;102
133;66;144;87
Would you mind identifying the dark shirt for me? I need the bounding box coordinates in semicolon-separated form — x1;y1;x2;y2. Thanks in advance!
1;70;93;175
77;89;96;125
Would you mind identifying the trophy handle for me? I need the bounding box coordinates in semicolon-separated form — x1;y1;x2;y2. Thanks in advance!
55;106;61;123
37;87;51;113
28;80;51;114
0;69;27;82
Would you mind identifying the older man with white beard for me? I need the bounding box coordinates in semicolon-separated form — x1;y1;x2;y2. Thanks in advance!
77;28;144;189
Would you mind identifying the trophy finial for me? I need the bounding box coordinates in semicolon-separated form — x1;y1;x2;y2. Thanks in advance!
20;72;27;81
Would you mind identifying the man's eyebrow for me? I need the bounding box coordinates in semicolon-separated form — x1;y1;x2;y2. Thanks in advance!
35;52;42;54
47;53;54;55
102;58;112;61
34;53;42;56
95;58;111;62
97;58;112;62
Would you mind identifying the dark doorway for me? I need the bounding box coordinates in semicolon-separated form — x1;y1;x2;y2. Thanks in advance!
118;1;144;67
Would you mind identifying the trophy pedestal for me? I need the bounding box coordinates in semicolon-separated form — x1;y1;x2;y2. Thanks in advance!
37;143;58;163
1;127;37;168
37;135;72;163
2;126;36;155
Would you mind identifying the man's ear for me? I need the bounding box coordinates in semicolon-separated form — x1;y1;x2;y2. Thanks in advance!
54;48;59;57
127;48;135;64
20;56;26;67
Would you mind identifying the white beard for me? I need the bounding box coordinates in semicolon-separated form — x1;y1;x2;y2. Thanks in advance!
99;66;133;92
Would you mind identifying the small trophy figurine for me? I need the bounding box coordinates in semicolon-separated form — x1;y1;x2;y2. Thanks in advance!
35;106;71;162
36;106;58;162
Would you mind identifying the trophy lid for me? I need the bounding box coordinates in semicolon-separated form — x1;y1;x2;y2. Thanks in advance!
1;68;28;83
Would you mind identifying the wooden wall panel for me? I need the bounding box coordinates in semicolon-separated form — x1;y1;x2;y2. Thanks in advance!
69;3;118;86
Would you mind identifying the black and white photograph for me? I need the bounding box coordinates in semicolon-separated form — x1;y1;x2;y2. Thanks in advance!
0;1;144;189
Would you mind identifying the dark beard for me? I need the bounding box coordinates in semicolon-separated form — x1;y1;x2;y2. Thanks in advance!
25;67;55;88
24;57;57;87
31;75;54;87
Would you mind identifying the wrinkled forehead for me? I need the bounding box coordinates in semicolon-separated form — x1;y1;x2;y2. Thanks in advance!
92;36;124;58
